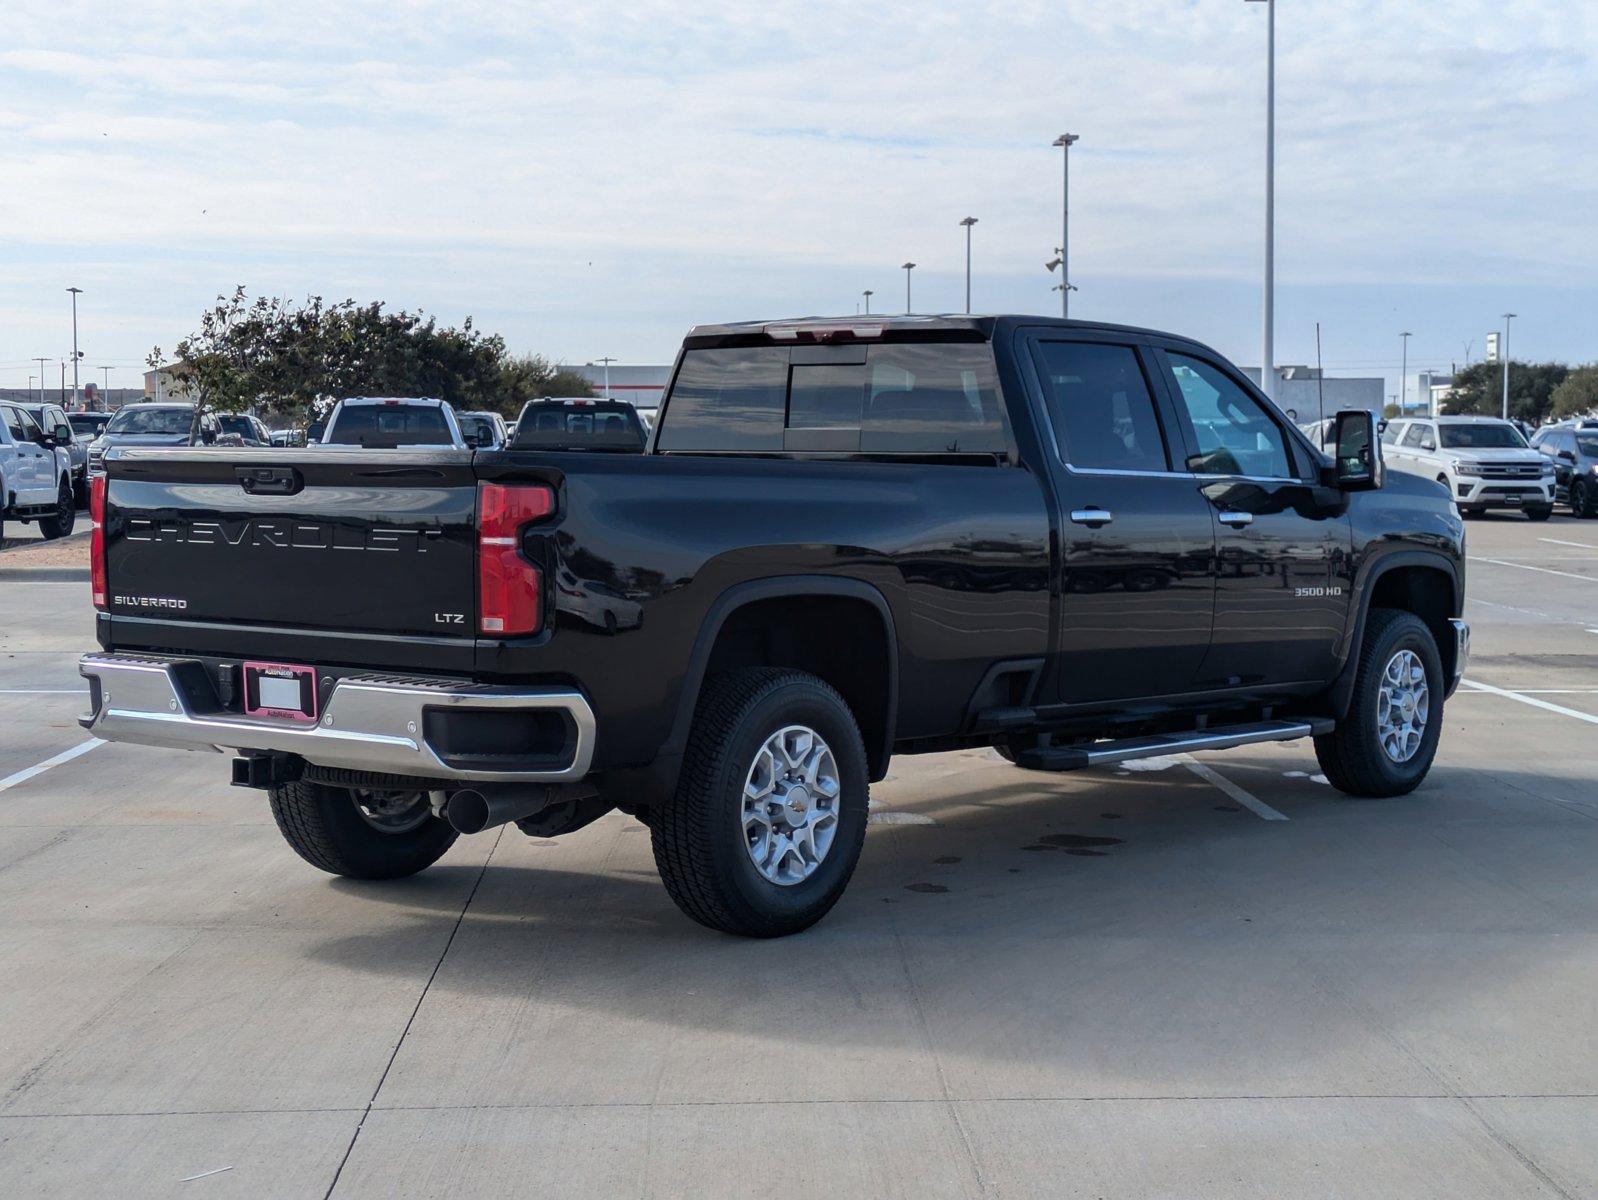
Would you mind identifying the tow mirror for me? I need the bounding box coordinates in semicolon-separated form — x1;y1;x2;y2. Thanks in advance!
1332;409;1382;491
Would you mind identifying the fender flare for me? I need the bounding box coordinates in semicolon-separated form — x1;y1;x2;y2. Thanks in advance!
661;575;900;776
1329;548;1462;718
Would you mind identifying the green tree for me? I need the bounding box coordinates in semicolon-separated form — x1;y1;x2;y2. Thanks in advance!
1443;359;1569;424
1549;366;1598;420
148;288;589;424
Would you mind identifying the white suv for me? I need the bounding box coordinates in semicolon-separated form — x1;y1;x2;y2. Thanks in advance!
1382;415;1554;520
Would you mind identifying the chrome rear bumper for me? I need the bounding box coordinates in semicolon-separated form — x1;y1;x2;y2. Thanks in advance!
78;652;595;783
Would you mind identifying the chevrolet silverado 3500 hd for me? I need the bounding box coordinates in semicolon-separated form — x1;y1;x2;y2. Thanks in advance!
80;315;1467;936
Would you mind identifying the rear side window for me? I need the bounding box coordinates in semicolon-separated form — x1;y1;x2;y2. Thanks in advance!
325;405;452;448
1;406;23;442
1381;421;1404;445
1400;423;1429;448
1033;342;1169;472
657;343;1005;455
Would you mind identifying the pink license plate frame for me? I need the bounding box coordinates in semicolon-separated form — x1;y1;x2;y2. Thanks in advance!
243;661;319;722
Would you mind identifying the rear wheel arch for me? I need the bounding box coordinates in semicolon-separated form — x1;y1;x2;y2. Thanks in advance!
667;577;898;782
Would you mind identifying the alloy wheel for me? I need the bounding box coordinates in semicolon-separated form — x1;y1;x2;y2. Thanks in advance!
741;725;841;886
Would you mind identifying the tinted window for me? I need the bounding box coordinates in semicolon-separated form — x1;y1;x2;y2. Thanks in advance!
1400;423;1430;448
861;344;1005;453
514;403;645;451
1578;434;1598;458
1165;353;1292;478
1035;342;1168;472
12;407;44;441
1439;422;1527;449
1382;420;1404;445
656;348;788;451
218;415;260;441
0;406;23;441
457;414;499;445
68;414;103;435
325;405;452;448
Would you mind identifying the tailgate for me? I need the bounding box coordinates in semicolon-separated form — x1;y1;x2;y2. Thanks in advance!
104;448;477;639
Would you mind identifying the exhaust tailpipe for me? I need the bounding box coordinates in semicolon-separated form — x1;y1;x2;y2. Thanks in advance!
444;784;554;835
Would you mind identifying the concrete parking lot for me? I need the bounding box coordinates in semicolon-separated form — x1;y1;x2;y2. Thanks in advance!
2;514;1597;1198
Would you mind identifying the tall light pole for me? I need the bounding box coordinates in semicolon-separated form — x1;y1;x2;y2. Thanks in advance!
33;357;49;405
67;287;83;406
862;289;873;314
1244;0;1275;400
28;375;36;402
99;366;112;405
1500;313;1516;420
1051;133;1079;318
1399;331;1412;414
901;262;916;314
959;218;977;313
591;356;617;399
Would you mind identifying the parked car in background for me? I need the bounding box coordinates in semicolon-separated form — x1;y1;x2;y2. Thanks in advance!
68;411;112;443
22;402;88;505
88;403;221;476
0;400;75;540
1297;417;1337;449
318;397;465;449
456;409;509;449
1531;424;1598;517
1382;415;1554;519
216;413;273;447
512;397;647;452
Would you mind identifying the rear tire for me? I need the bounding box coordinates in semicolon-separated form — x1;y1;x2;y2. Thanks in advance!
1315;609;1444;798
37;480;74;539
268;782;456;879
651;668;869;937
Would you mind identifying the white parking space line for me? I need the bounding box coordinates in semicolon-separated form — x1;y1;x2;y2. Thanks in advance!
0;689;84;695
1470;556;1598;583
1177;755;1290;821
1539;537;1598;550
1461;678;1598;726
0;738;104;795
1455;688;1598;695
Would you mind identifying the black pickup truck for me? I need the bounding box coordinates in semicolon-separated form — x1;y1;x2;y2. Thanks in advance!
80;315;1468;937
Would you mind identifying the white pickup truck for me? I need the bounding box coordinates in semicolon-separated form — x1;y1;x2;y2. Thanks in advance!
0;400;75;541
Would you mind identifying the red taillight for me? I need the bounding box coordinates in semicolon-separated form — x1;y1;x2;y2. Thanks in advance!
477;483;556;636
89;473;108;610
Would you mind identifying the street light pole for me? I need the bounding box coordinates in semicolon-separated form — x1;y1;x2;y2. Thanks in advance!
99;366;112;405
959;218;978;313
33;357;49;407
902;262;916;314
1051;134;1079;318
862;289;873;315
67;287;83;407
593;356;617;399
1399;331;1412;414
1244;0;1275;400
1500;313;1516;420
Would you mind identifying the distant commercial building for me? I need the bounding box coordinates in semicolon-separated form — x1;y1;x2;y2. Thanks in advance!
1242;366;1384;424
144;363;195;403
570;363;671;412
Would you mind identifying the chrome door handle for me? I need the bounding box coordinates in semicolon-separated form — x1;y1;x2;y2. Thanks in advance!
1218;511;1253;526
1070;509;1113;526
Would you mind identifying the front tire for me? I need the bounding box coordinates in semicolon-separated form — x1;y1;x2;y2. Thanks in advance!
1526;505;1553;521
651;669;869;937
37;480;75;539
1574;478;1595;519
1315;609;1444;798
268;782;456;879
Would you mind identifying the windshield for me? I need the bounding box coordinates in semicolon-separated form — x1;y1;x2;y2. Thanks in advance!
68;414;106;433
514;404;645;451
218;415;258;438
106;408;193;436
324;404;453;448
1439;423;1527;449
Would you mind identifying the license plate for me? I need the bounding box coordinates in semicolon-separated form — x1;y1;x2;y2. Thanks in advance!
1503;495;1522;506
243;661;319;722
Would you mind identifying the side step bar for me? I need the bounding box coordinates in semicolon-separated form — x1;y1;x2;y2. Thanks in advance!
1014;718;1334;773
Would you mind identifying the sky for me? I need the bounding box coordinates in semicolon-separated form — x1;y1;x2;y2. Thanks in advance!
2;0;1595;403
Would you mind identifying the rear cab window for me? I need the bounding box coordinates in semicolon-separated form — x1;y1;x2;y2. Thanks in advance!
325;404;453;448
514;402;646;451
656;340;1009;457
